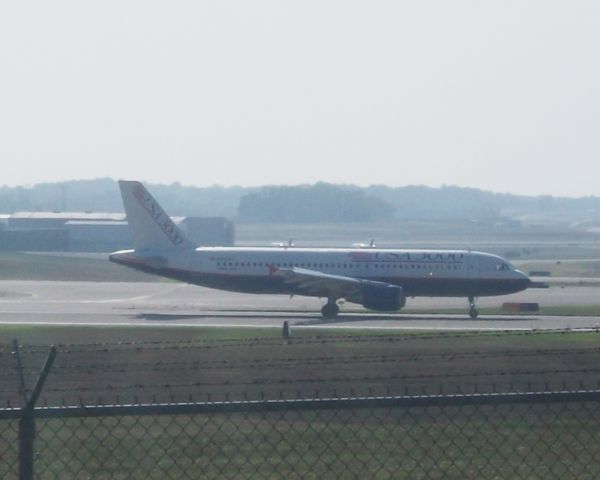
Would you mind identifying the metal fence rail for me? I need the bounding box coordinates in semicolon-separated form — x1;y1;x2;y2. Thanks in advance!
2;390;600;479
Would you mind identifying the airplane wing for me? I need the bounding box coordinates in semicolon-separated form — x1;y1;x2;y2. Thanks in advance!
273;266;398;301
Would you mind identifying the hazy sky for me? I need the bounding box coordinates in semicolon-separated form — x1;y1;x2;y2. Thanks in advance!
1;2;599;196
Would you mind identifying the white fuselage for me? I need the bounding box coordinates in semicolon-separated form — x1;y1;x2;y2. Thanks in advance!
110;246;530;299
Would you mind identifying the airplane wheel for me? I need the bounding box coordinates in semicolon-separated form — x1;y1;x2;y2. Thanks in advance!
469;308;479;319
321;303;340;319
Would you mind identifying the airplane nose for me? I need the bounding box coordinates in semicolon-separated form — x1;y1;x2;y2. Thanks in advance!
515;269;531;289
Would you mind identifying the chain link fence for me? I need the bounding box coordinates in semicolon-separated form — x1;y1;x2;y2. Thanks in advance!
4;332;600;478
2;391;600;479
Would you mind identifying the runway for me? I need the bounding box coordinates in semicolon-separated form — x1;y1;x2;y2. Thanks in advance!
1;280;600;331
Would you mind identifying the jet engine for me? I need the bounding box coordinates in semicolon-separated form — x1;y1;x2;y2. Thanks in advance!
360;284;406;311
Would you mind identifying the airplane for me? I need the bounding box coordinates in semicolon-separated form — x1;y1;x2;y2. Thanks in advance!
109;180;531;319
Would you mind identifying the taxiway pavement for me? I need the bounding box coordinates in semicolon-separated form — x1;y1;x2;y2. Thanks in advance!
1;280;599;331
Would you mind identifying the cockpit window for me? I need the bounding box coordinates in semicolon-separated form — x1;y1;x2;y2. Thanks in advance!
495;263;512;271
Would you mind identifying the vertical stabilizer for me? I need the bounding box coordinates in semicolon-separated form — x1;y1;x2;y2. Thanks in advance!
118;180;194;251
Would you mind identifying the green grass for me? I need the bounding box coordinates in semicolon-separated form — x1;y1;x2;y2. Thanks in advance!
3;323;600;346
3;394;600;479
3;326;600;478
0;324;268;343
0;251;162;282
4;325;600;404
3;324;600;417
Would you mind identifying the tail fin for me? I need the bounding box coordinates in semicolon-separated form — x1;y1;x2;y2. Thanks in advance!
118;180;194;251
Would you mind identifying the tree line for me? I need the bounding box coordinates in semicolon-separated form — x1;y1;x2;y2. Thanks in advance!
1;178;600;223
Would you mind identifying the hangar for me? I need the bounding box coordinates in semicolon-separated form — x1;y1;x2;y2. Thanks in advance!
0;212;234;252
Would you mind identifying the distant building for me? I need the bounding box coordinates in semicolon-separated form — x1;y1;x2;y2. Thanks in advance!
8;212;126;230
0;212;234;252
180;217;235;248
0;228;67;252
65;221;131;252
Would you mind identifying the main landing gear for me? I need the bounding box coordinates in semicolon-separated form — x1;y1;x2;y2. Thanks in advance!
468;296;479;319
321;300;340;319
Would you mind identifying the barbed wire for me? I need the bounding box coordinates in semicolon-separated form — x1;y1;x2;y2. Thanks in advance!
1;365;596;395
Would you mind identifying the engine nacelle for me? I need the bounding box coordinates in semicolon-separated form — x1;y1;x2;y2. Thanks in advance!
360;285;406;311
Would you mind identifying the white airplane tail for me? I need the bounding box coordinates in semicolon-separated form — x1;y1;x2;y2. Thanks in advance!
118;180;195;251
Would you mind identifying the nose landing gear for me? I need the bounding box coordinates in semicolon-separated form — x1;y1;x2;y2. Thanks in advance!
468;296;479;319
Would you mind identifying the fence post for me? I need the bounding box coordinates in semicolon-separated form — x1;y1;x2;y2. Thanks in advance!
12;340;28;406
18;410;35;480
283;321;291;339
17;345;57;480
